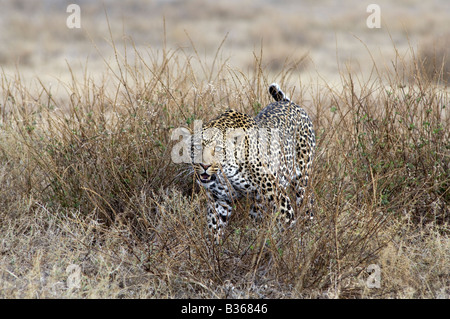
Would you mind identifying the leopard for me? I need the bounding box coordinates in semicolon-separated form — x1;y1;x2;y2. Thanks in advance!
188;83;315;244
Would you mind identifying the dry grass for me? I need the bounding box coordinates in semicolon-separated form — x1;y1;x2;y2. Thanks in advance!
0;27;448;298
418;32;450;85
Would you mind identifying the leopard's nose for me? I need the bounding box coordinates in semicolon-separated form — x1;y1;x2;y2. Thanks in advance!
200;163;211;171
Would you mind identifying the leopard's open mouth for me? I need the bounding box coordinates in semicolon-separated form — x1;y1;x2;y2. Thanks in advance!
198;172;216;183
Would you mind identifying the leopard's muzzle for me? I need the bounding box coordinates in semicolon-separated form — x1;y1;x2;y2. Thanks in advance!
196;164;217;184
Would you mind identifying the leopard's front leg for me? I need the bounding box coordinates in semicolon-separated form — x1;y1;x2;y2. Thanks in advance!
277;191;295;224
255;177;296;232
206;199;233;244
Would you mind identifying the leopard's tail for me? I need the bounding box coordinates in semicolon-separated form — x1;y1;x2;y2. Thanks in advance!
269;83;290;102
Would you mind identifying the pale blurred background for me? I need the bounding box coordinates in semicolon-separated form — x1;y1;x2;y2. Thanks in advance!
1;0;449;93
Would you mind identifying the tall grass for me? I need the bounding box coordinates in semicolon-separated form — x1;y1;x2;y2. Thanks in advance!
0;35;448;298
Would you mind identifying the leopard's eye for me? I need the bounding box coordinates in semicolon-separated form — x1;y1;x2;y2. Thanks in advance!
215;145;223;152
194;144;202;150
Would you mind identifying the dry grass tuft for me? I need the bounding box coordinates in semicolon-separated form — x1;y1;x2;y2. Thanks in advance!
418;32;450;85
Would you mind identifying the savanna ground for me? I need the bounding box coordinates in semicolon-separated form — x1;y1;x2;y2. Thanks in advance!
0;0;448;298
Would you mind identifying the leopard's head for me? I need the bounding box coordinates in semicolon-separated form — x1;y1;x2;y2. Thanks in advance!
192;126;224;183
189;110;256;184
